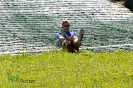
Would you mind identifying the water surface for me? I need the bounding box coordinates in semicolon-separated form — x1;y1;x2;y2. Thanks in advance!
0;0;133;54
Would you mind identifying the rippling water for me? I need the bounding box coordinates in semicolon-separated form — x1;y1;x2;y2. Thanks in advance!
0;0;133;54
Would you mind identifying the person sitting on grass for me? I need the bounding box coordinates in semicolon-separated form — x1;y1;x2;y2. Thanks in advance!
56;19;84;51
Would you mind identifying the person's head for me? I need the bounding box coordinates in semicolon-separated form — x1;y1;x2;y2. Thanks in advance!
62;19;70;32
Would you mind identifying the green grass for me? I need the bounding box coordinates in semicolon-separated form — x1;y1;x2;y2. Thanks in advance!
0;50;133;88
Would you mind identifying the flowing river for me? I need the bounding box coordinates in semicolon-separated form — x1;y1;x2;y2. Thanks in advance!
0;0;133;54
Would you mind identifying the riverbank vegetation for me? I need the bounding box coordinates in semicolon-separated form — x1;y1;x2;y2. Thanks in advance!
109;0;125;6
109;0;133;12
1;50;133;87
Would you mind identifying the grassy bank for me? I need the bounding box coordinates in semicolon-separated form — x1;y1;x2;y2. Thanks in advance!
0;50;133;88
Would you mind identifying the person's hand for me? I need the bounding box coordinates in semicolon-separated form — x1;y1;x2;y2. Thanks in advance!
69;36;74;42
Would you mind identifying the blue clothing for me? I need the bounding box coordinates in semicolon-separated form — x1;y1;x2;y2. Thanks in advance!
56;31;77;46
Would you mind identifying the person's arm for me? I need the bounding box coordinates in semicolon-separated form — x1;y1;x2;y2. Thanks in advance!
72;32;78;39
69;32;77;44
56;32;65;42
59;36;65;42
69;36;74;42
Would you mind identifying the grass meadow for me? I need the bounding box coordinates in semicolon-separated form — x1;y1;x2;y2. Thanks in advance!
0;50;133;88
